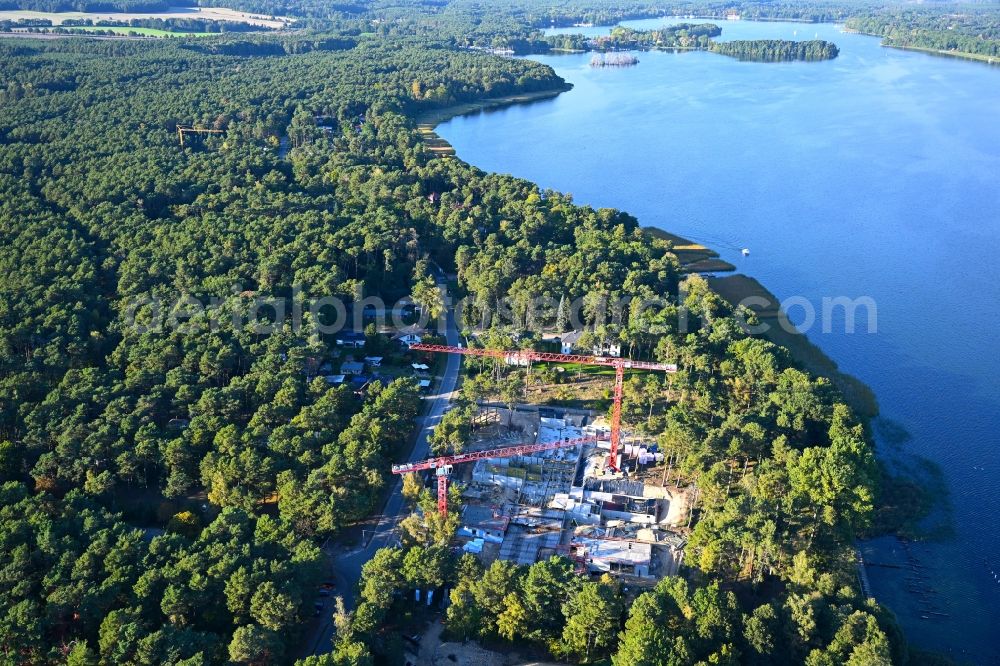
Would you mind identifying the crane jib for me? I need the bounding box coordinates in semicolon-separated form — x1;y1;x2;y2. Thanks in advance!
401;342;675;505
391;436;599;476
406;343;677;373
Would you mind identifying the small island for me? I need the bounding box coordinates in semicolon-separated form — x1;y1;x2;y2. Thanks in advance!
546;25;839;64
710;39;840;62
590;52;639;67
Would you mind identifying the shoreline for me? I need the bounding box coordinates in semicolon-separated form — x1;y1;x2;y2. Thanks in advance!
882;42;999;66
417;85;876;421
643;227;736;273
843;28;998;65
707;274;878;420
413;85;572;157
414;84;572;125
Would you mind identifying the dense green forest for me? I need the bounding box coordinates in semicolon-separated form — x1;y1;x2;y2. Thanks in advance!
711;38;840;62
511;0;874;28
592;22;722;49
209;0;877;27
6;0;999;62
346;544;906;665
0;32;567;662
845;8;1000;59
0;0;972;663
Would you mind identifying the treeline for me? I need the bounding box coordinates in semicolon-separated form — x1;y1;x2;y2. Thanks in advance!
515;0;872;28
0;0;182;11
711;38;839;61
192;0;367;19
845;9;1000;59
543;25;840;62
210;34;357;54
394;0;872;33
59;16;272;32
2;0;862;24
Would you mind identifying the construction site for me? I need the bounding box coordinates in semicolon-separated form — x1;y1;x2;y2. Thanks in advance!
393;344;692;586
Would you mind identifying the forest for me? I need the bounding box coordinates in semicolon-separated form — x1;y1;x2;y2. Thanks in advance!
508;0;873;28
845;8;1000;59
0;0;969;664
6;0;998;61
592;22;721;50
710;39;840;62
0;31;568;663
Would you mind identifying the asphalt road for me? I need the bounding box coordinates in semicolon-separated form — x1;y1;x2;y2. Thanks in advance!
305;279;460;656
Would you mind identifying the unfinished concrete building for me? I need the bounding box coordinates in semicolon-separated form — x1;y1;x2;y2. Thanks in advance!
456;406;688;583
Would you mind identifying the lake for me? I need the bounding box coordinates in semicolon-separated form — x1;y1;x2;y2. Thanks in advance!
437;18;1000;663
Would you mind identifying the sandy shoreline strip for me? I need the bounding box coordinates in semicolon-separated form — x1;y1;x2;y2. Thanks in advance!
413;85;573;158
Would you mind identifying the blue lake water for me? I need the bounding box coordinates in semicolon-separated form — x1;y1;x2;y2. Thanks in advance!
438;18;1000;663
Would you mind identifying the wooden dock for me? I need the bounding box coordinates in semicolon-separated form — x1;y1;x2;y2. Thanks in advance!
856;549;874;599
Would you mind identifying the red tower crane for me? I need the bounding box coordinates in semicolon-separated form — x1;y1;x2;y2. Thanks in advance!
392;436;597;516
406;342;677;472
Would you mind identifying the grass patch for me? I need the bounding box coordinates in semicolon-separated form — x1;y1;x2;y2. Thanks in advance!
644;227;736;273
538;362;653;380
549;362;618;377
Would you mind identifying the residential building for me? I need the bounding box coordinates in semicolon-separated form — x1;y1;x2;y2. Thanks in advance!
559;330;583;354
335;331;366;348
340;361;365;375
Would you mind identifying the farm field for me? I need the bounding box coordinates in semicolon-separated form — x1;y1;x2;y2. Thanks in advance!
0;6;290;28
